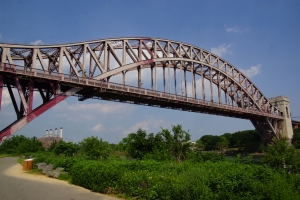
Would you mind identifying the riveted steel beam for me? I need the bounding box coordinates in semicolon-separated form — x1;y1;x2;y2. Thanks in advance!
0;87;81;142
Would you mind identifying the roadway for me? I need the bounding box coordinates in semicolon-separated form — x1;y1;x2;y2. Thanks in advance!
0;157;119;200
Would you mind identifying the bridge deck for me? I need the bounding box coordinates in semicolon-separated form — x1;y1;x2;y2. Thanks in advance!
0;64;283;121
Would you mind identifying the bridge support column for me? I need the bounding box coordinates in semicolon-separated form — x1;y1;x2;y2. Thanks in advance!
268;96;293;142
0;87;81;142
0;74;2;111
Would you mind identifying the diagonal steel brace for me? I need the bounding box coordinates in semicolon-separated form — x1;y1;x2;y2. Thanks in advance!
0;87;81;142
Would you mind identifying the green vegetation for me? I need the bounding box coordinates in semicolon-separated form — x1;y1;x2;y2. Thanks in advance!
119;125;190;161
1;126;300;199
0;153;11;158
197;130;261;152
292;128;300;148
79;136;111;159
0;135;45;155
262;137;300;173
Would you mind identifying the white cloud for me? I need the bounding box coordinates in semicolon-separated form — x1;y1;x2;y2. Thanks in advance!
224;25;249;33
55;101;134;122
1;89;11;107
197;129;203;133
91;124;105;132
65;102;132;114
211;43;232;57
123;116;166;135
30;40;43;45
240;64;261;78
0;88;43;109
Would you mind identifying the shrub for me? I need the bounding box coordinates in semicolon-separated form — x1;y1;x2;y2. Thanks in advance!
69;158;300;199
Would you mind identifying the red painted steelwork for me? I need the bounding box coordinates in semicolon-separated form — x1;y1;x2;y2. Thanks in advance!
0;88;81;142
14;76;28;115
0;75;3;111
50;82;57;97
28;81;34;113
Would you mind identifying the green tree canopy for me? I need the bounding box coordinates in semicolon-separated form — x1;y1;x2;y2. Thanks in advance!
79;136;111;159
119;124;191;161
0;135;44;154
262;138;300;173
53;140;79;157
195;139;205;150
157;124;191;161
200;135;221;150
292;128;300;148
215;136;229;151
228;130;261;152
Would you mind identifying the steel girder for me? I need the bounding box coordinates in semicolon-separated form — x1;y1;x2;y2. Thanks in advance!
0;66;81;142
0;37;284;142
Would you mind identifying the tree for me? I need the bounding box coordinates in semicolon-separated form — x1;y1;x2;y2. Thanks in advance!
195;139;205;150
120;125;191;161
48;140;58;152
157;124;191;161
79;136;111;159
54;141;79;157
0;135;28;154
200;135;221;150
262;137;300;172
16;137;45;154
215;136;229;151
230;130;261;152
292;128;300;148
119;129;151;159
0;135;44;154
221;133;232;143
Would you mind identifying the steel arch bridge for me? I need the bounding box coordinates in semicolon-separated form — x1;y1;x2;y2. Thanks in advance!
0;37;291;143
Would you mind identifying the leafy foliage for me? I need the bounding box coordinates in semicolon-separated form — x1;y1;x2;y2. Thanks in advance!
79;136;111;159
119;125;191;161
229;130;261;152
5;127;300;200
199;135;222;150
0;135;45;154
69;159;300;200
215;136;229;151
119;129;155;159
292;128;300;148
197;130;261;152
53;141;79;157
262;138;300;173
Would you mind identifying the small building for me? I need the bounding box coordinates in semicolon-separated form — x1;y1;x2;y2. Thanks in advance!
38;128;63;149
38;136;62;149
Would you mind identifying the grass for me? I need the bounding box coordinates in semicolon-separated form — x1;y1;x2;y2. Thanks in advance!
17;157;25;165
26;168;45;175
0;154;12;158
17;157;44;175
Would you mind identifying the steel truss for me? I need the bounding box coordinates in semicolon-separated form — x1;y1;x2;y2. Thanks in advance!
0;68;81;142
0;37;285;142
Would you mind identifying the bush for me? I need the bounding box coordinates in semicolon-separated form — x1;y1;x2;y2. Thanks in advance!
186;151;225;163
262;138;300;173
69;158;300;199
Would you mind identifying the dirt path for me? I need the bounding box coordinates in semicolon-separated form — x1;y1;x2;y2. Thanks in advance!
0;157;120;200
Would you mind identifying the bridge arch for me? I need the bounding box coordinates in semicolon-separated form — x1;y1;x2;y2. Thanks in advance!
0;37;288;142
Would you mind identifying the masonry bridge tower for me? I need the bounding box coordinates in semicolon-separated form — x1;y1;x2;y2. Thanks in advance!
268;96;294;142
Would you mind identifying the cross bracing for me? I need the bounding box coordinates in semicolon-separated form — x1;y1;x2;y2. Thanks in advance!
0;37;287;142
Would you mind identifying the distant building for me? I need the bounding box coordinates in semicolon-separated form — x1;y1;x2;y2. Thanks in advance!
38;136;62;149
38;128;63;149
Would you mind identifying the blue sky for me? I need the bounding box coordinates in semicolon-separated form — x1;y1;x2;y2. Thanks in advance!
1;0;300;143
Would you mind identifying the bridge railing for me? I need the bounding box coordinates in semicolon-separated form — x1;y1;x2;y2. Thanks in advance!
0;63;283;119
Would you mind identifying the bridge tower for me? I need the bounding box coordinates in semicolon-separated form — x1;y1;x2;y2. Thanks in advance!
268;96;293;141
